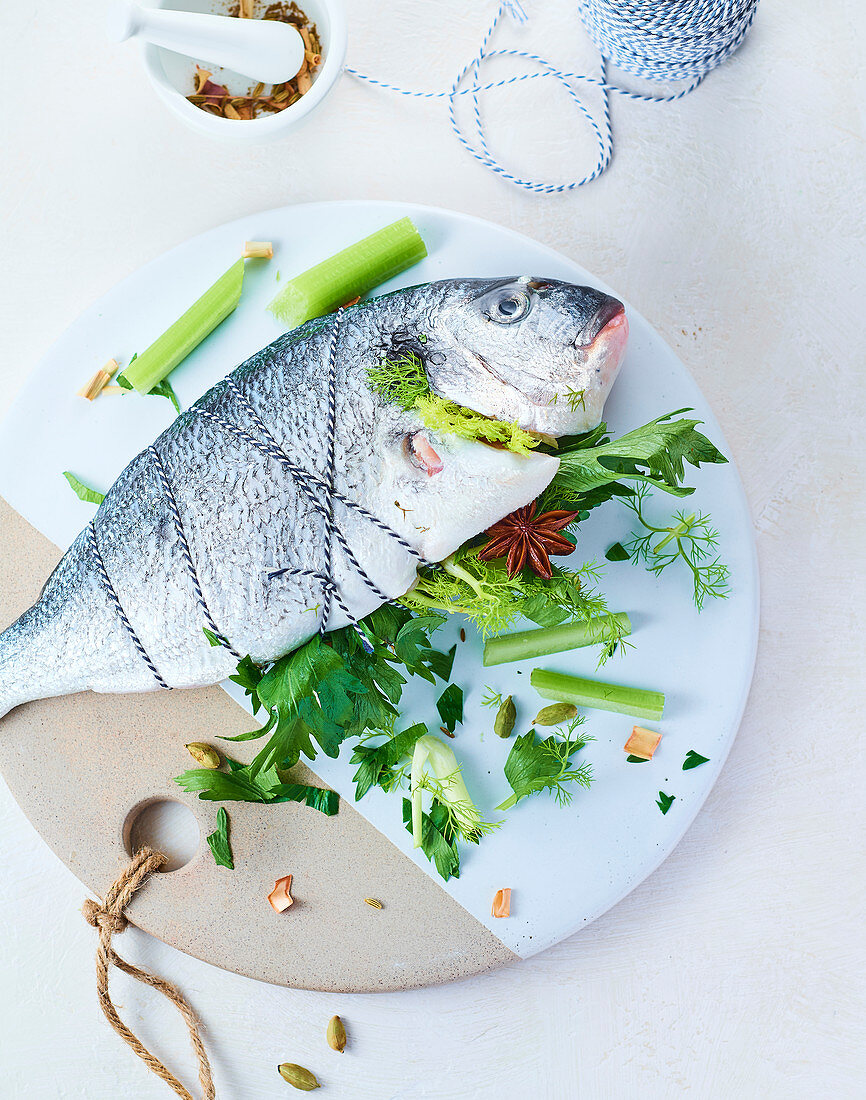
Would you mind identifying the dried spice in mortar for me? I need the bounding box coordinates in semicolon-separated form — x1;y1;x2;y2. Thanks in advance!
187;1;322;120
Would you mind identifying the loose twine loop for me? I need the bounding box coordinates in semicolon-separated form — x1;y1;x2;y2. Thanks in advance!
82;847;216;1100
348;0;760;193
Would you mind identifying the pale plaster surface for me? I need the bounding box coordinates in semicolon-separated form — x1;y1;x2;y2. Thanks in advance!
0;0;864;1097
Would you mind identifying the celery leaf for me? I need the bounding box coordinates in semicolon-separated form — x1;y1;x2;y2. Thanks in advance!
63;472;104;506
402;797;460;881
206;807;234;869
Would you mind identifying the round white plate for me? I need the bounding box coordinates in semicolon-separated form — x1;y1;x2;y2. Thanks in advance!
0;201;758;962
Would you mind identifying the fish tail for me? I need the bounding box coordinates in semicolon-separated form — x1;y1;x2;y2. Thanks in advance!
0;607;55;717
0;585;114;718
0;527;175;720
0;531;107;719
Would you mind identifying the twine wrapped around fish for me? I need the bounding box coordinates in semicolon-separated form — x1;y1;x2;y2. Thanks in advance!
348;0;761;194
85;307;421;687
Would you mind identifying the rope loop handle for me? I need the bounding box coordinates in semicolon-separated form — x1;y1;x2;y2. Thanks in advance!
83;847;216;1100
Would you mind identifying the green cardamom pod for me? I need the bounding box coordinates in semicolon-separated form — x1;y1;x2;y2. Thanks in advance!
185;742;221;769
278;1063;321;1090
532;703;579;726
326;1014;347;1052
494;695;516;739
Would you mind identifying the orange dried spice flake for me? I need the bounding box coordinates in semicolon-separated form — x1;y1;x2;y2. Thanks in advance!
492;888;511;918
77;359;118;400
268;874;294;912
624;726;662;760
194;65;214;95
243;241;274;260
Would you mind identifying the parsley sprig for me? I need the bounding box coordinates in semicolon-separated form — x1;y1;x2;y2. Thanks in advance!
541;409;727;513
497;718;593;811
401;797;461;881
175;756;339;814
350;723;427;800
173;605;450;805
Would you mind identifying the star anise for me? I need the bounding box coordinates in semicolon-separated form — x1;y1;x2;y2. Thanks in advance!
479;501;580;579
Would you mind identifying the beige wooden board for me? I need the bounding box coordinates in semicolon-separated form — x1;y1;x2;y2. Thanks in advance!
0;497;516;992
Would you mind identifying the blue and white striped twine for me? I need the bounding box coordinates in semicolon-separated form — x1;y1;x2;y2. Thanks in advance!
347;0;760;194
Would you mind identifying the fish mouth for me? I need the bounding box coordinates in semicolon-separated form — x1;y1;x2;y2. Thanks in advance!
575;300;627;349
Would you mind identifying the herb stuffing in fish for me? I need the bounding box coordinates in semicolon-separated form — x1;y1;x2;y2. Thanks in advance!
0;277;628;716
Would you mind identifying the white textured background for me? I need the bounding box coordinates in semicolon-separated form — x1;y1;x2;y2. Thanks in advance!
1;1;864;1097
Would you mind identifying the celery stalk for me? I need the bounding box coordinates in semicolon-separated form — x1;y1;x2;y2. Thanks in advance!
122;258;245;394
483;613;632;666
531;668;665;721
268;217;427;328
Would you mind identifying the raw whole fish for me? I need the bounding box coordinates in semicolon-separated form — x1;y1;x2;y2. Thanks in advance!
0;277;628;716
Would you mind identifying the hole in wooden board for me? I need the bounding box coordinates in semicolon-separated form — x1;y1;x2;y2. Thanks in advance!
123;799;201;872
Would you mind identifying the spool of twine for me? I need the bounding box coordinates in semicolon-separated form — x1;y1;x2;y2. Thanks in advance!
348;0;761;193
577;0;759;81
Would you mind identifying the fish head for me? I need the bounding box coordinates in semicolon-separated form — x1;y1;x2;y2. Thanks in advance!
420;276;628;435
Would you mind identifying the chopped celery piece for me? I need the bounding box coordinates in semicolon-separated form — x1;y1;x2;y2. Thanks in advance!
531;668;665;721
483;613;632;666
122;258;245;394
268;217;427;328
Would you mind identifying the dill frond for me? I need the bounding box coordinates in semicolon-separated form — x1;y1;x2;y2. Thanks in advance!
622;485;730;611
481;687;504;709
564;386;587;412
540;744;593;806
367;352;429;411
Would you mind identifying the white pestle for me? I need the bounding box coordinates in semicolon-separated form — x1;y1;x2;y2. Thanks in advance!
107;1;306;86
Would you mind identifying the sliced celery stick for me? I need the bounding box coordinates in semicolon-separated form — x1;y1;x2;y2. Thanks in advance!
268;217;427;328
531;668;665;722
123;258;245;394
483;613;632;666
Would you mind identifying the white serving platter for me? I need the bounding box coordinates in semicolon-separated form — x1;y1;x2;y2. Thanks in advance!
0;201;758;966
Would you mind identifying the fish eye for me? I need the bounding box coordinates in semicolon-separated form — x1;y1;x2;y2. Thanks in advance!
487;289;531;325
